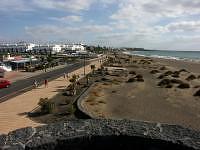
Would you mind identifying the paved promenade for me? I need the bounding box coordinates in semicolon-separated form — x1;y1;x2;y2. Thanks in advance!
0;59;101;134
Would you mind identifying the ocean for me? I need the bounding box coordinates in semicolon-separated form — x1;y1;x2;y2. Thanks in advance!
126;50;200;62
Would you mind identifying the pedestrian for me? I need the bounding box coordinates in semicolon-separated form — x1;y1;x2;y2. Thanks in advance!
34;80;38;88
44;79;48;88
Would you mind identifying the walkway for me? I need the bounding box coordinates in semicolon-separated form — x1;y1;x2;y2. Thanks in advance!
0;59;101;134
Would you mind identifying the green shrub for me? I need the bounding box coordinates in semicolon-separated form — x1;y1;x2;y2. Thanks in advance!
38;98;55;114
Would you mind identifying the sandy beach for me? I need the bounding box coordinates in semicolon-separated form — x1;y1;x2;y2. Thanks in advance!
0;59;101;134
82;54;200;131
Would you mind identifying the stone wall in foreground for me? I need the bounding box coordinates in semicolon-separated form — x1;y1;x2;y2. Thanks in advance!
0;119;200;150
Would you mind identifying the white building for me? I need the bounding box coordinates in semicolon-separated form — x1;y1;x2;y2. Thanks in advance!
52;45;62;54
0;43;37;53
0;62;12;72
32;44;62;54
0;42;86;55
26;43;37;51
65;44;85;51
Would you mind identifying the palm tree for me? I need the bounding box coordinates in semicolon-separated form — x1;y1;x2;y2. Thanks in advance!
86;74;90;86
90;65;96;74
69;74;78;95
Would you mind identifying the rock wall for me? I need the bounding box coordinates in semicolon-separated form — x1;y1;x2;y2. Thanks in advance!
0;119;200;150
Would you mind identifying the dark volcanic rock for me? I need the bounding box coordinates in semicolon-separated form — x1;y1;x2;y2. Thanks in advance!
193;89;200;97
177;83;190;89
186;75;196;81
0;134;6;147
0;120;200;150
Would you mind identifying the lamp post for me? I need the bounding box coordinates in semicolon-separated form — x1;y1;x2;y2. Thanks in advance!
83;55;86;76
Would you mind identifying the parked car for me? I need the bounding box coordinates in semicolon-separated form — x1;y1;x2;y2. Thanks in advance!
0;80;11;88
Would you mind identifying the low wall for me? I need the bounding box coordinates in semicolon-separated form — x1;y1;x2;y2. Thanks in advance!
0;119;199;150
76;82;97;118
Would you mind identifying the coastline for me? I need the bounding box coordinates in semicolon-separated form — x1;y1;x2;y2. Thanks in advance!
124;50;200;62
124;51;200;73
81;53;200;131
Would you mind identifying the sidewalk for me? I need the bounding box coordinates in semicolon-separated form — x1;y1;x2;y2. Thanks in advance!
0;59;101;134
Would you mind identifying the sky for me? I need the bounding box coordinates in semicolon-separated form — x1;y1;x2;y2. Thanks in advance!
0;0;200;50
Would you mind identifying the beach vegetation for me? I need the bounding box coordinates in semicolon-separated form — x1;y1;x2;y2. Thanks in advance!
160;66;167;70
129;71;136;75
127;77;136;83
177;83;190;89
91;64;96;74
170;79;183;84
150;70;160;74
67;103;75;114
186;75;196;81
38;98;55;114
69;74;79;95
193;89;200;96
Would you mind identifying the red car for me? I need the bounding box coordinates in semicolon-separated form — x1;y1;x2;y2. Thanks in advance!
0;80;11;88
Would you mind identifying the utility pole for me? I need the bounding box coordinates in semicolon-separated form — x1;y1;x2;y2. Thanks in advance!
84;55;86;76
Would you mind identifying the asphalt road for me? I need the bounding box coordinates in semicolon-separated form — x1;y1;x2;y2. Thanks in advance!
0;62;88;103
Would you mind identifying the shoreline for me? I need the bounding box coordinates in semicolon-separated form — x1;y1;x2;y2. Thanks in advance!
81;53;200;131
123;51;200;73
123;51;200;63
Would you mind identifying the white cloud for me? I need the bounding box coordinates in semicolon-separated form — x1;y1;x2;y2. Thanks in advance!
2;0;200;50
0;0;116;12
0;0;33;12
166;21;200;32
32;0;93;12
111;0;200;24
155;21;200;33
0;0;95;12
25;24;113;40
50;15;82;23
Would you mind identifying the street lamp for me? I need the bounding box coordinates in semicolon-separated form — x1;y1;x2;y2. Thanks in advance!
83;55;86;76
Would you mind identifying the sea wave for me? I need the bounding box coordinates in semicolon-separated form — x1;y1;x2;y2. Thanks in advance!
123;51;200;62
150;55;180;60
